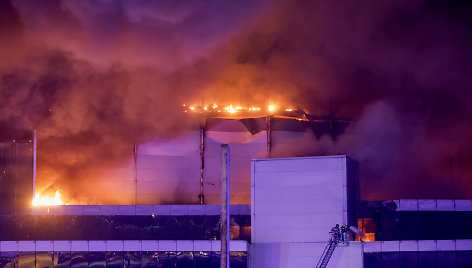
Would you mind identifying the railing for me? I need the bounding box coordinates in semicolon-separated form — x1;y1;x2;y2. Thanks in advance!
315;230;350;268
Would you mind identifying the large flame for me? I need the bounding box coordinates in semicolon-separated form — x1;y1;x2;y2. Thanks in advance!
32;190;64;206
182;103;308;121
183;104;290;114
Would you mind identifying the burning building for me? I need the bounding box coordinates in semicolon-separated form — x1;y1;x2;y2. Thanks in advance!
1;0;472;266
24;105;350;206
2;148;472;267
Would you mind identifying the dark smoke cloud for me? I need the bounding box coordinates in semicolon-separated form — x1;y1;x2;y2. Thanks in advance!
1;0;471;201
0;0;268;201
203;0;472;199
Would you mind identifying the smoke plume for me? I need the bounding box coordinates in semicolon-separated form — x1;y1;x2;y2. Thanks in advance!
1;0;471;201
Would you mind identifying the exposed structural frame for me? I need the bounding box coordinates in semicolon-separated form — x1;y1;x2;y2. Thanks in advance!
33;129;37;200
199;115;206;205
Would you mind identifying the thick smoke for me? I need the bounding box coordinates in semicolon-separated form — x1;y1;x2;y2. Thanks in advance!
0;0;269;202
204;0;472;199
1;0;471;201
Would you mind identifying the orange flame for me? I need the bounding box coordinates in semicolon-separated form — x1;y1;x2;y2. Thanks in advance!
32;190;64;206
183;104;289;113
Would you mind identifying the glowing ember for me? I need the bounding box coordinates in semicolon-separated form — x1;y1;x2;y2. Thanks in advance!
225;105;237;113
32;190;64;206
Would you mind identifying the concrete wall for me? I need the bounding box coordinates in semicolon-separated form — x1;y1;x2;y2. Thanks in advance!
251;156;357;243
250;155;361;267
249;242;363;268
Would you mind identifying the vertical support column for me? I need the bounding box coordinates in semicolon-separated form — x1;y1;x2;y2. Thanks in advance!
33;129;37;199
221;144;230;268
266;116;271;158
199;116;206;205
13;139;17;214
134;143;138;205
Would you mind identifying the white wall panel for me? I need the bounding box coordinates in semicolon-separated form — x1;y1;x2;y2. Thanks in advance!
250;242;362;268
329;242;363;268
418;199;436;211
89;241;106;251
211;240;221;251
437;240;455;251
252;156;353;244
418;240;437;251
83;205;101;215
71;241;88;251
170;205;188;215
400;241;418;251
254;185;344;202
381;241;400;252
135;205;153;215
141;241;158;251
153;205;170;215
65;205;84;215
205;205;220;214
394;199;472;211
363;242;381;252
18;241;35;251
254;156;345;174
1;241;18;252
106;241;123;251
363;240;472;253
230;241;248;252
255;213;341;230
176;240;193;251
455;200;472;211
437;199;454;211
123;240;141;251
53;241;71;252
118;205;135;215
159;240;177;251
456;240;472;250
36;241;53;251
399;199;418;210
194;240;211;251
0;240;248;252
253;228;331;243
101;205;119;215
187;205;205;215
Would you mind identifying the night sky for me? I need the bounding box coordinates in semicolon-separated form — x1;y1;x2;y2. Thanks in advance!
1;0;472;201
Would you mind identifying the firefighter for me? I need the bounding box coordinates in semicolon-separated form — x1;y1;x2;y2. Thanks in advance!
340;224;347;242
331;224;340;242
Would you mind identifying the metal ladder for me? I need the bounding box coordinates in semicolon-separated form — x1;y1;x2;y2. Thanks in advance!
315;237;337;268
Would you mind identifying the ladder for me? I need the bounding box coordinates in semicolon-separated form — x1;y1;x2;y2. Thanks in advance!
315;237;337;268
